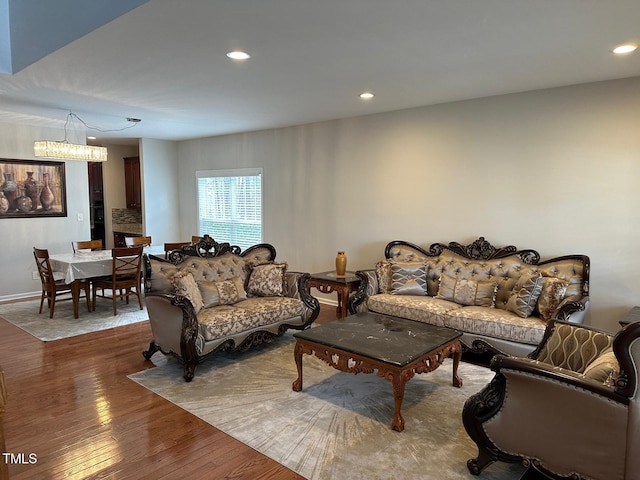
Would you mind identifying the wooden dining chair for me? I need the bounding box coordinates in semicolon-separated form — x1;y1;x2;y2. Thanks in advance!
33;247;91;318
164;242;191;259
125;236;152;248
191;236;202;243
92;247;144;315
72;239;103;252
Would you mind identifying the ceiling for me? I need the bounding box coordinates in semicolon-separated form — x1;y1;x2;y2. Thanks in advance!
1;0;639;144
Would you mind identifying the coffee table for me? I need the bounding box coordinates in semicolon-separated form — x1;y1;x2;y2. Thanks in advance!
292;312;463;431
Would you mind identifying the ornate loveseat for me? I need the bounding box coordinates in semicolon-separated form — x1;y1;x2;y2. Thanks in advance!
350;237;590;357
142;236;320;381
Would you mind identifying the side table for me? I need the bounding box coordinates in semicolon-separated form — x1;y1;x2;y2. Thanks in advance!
307;271;360;319
619;306;640;327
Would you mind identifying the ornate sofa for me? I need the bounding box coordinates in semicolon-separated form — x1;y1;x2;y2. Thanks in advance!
142;235;320;381
350;237;590;357
463;318;640;480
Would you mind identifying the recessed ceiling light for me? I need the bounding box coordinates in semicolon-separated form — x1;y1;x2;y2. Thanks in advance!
359;92;374;99
87;136;97;140
226;51;251;60
612;43;637;55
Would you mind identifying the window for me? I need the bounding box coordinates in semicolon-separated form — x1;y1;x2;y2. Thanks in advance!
196;168;262;250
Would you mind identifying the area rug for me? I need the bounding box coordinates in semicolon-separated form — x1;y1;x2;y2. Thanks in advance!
129;335;525;480
0;298;148;342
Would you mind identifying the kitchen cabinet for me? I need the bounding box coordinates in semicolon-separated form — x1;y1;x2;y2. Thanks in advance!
124;156;141;208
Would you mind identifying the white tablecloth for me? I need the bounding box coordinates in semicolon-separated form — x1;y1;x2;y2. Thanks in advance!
49;251;114;284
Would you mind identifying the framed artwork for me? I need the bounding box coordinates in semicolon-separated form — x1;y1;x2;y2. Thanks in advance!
0;158;67;218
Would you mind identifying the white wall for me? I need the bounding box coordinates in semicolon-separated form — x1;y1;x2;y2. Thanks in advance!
140;138;180;245
176;77;640;332
0;122;92;299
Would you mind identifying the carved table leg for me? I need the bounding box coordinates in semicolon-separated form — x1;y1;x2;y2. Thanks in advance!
390;371;407;432
452;341;463;387
292;341;304;392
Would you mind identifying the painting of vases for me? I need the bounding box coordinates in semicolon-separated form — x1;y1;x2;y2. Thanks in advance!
0;159;67;218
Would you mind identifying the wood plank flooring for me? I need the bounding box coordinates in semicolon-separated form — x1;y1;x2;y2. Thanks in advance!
0;301;337;480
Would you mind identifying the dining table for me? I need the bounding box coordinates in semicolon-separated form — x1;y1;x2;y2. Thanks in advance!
48;246;163;318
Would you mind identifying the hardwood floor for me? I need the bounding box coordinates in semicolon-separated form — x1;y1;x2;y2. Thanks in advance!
0;301;337;479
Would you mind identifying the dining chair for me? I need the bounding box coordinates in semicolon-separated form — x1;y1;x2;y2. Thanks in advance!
72;239;103;252
191;235;202;243
92;247;144;315
125;236;152;248
33;247;91;318
164;242;191;259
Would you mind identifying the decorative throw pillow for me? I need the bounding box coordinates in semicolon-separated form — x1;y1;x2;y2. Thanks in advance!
375;260;393;294
536;276;569;321
198;278;247;307
583;348;620;385
505;273;543;318
198;280;221;308
171;271;203;313
246;262;287;297
390;261;428;296
436;273;497;307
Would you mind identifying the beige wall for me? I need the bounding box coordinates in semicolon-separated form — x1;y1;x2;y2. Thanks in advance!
0;122;92;299
175;77;640;332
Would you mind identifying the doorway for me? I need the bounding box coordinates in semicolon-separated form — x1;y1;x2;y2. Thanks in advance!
88;162;106;246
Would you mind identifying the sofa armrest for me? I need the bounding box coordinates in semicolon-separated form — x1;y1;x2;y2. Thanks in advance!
285;271;320;327
554;294;589;323
349;269;378;314
144;292;202;381
491;355;627;402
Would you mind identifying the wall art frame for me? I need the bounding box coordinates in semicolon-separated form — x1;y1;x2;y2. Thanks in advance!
0;158;67;218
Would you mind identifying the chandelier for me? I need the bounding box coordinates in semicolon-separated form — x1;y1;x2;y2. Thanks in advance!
34;112;140;162
34;140;107;162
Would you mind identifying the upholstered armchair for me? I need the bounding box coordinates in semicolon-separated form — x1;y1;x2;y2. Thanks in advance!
462;317;640;480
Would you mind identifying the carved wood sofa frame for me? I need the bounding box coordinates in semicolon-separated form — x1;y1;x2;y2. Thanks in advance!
142;235;320;381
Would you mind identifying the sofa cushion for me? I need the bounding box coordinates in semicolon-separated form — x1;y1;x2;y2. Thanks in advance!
390;261;428;296
172;271;204;313
536;276;569;321
246;262;287;297
583;348;620;385
436;274;497;307
367;293;460;327
198;277;247;307
197;297;305;340
505;273;543;318
444;306;547;346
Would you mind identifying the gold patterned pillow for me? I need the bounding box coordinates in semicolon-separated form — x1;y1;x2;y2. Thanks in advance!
197;277;246;307
216;277;248;305
171;271;204;313
583;348;620;385
246;262;287;297
375;260;392;294
436;273;497;307
505;273;543;318
536;276;569;321
390;261;428;296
